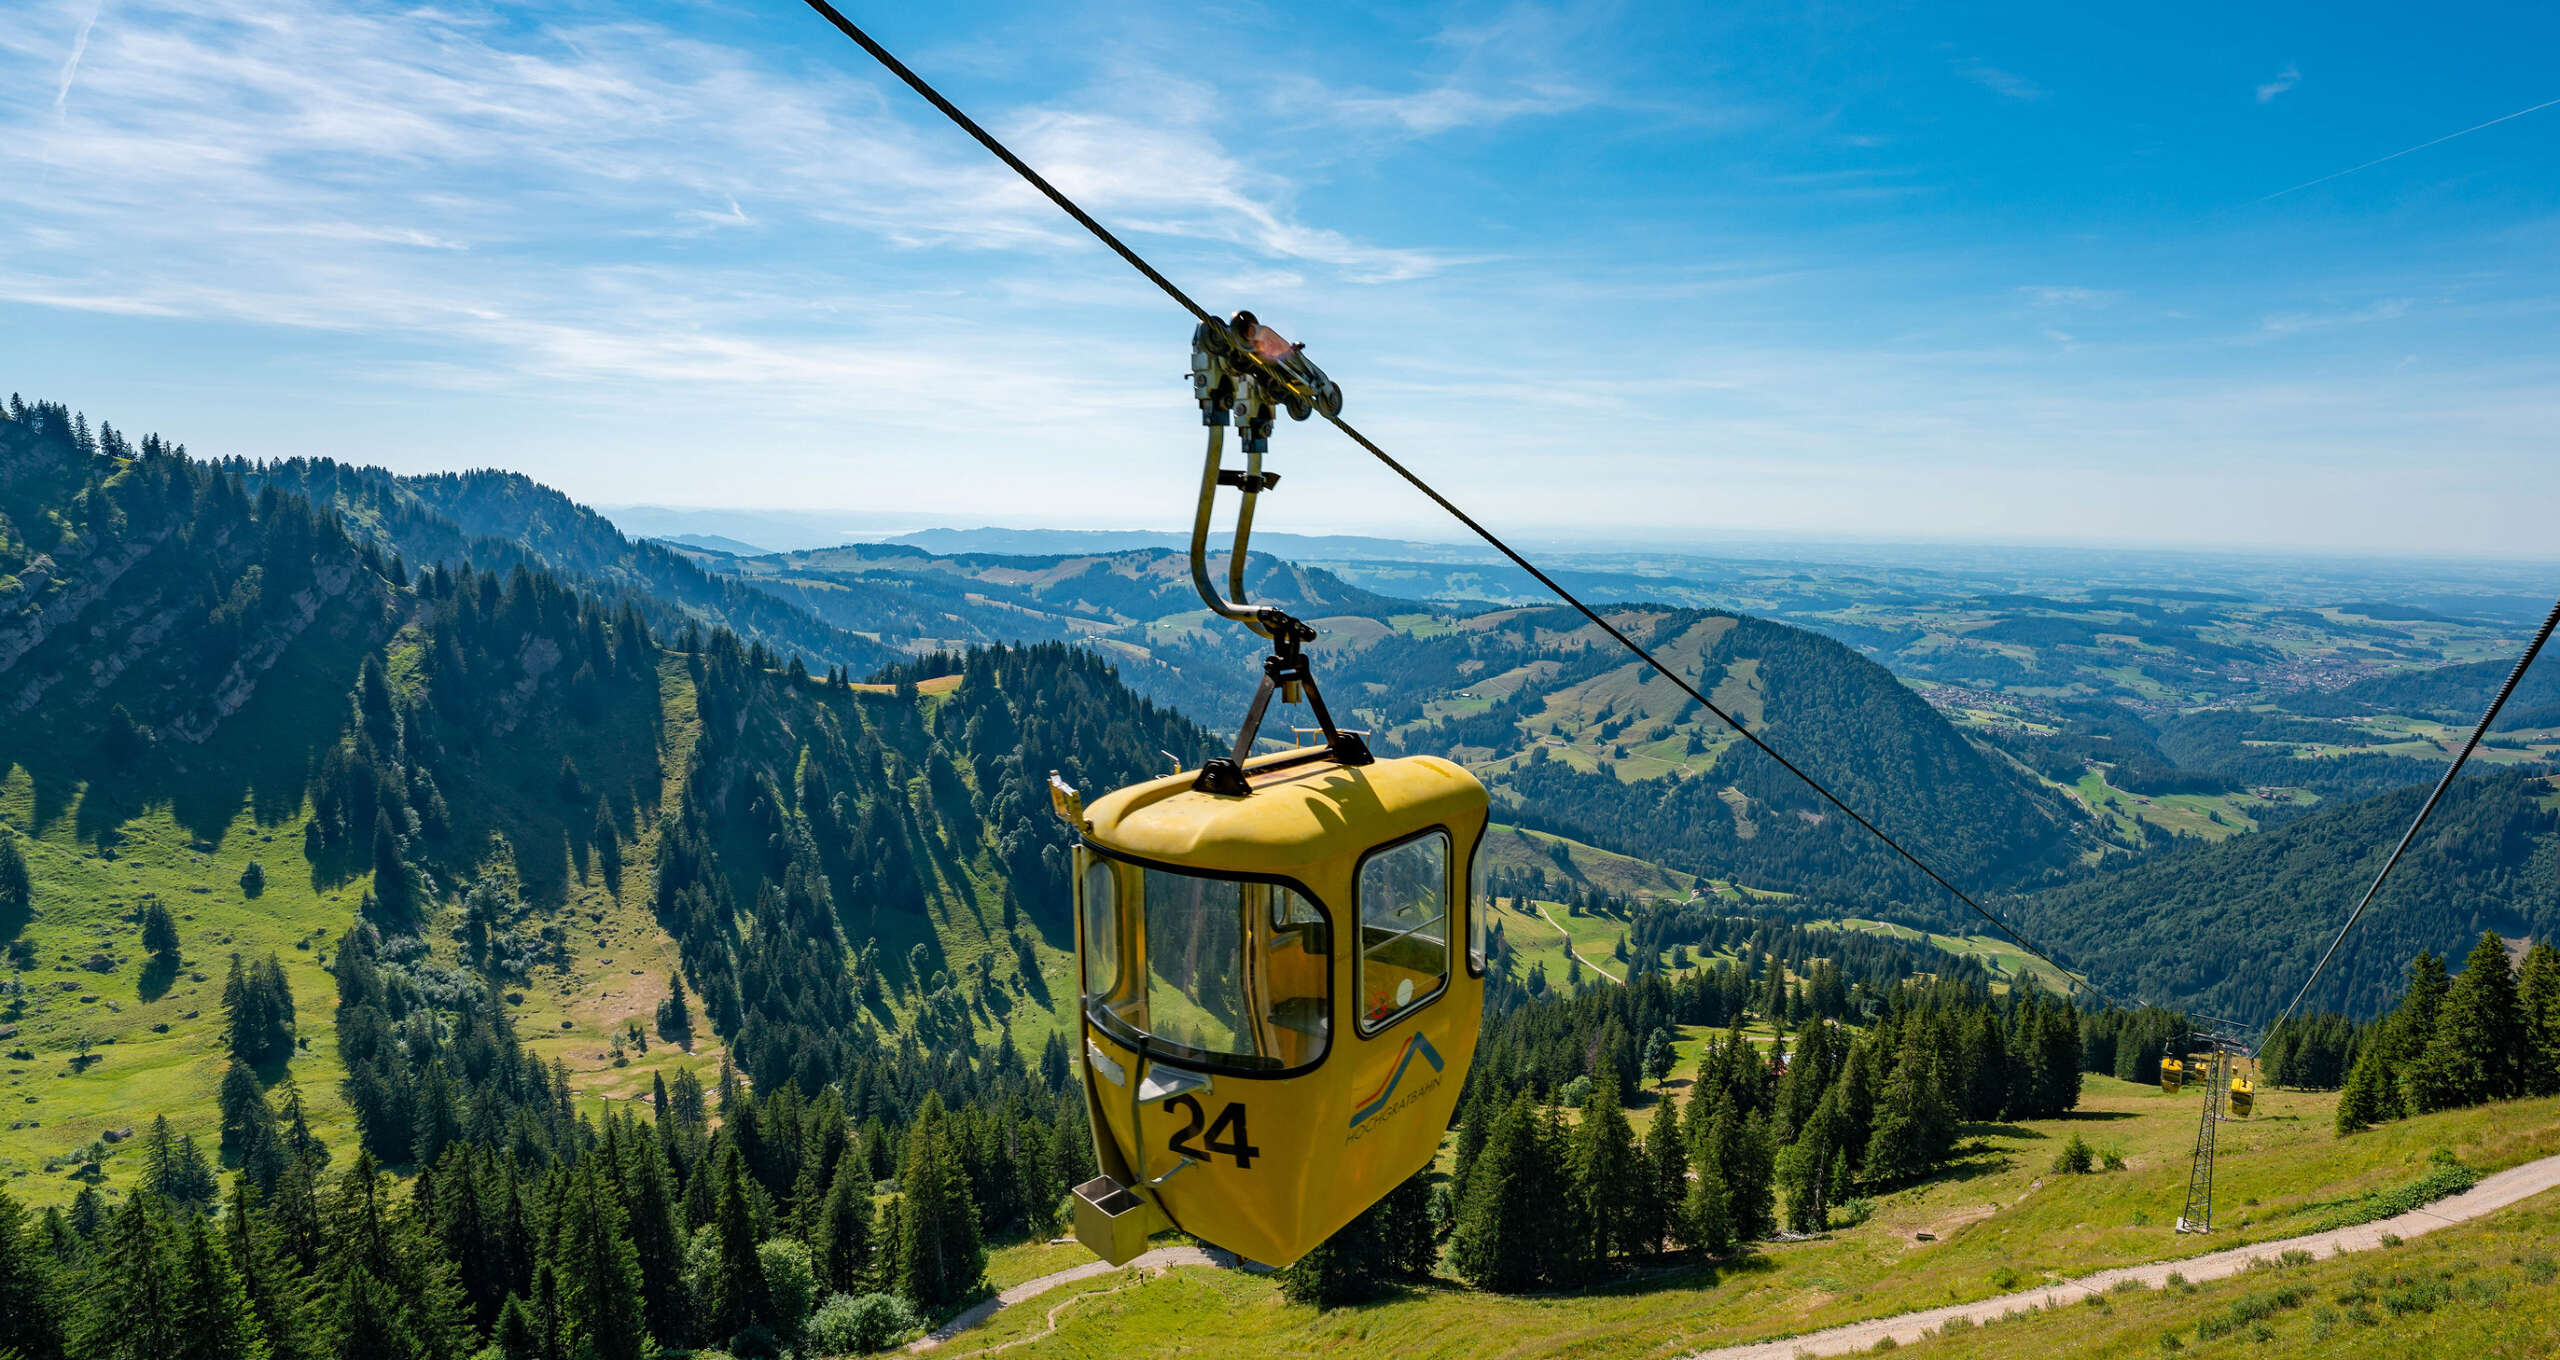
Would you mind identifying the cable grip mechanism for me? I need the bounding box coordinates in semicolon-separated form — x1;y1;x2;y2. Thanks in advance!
1184;314;1364;795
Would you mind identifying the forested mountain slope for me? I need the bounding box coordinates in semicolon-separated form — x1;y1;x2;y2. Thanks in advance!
1327;607;2096;909
240;459;901;675
2010;768;2560;1019
0;396;1209;1199
0;400;403;821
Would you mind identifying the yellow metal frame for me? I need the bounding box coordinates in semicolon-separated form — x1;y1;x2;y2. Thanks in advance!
1069;746;1487;1267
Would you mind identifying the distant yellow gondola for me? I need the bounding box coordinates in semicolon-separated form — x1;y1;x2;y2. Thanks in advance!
1060;314;1489;1268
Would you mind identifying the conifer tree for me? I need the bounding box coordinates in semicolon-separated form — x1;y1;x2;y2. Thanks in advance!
2410;931;2526;1112
1636;1096;1687;1255
1566;1083;1642;1266
173;1214;266;1360
0;828;29;917
711;1145;772;1339
320;1266;416;1360
1778;1092;1842;1234
224;1180;312;1360
78;1196;187;1360
369;810;411;919
553;1162;649;1360
2336;1041;2395;1133
141;900;181;959
812;1156;874;1296
1449;1094;1559;1292
617;1130;688;1346
892;1094;984;1312
491;1294;540;1360
1859;1027;1953;1188
1276;1170;1434;1308
0;1188;66;1360
592;796;621;891
1680;1093;1737;1258
2520;941;2560;1098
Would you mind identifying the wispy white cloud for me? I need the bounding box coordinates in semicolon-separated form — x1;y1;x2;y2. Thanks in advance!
2259;297;2413;335
0;0;1463;403
2256;62;2300;104
2020;285;2121;307
1955;60;2044;102
51;0;100;121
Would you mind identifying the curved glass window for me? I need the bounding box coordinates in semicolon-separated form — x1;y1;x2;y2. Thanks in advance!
1080;857;1119;999
1079;855;1329;1072
1465;838;1486;975
1358;831;1449;1032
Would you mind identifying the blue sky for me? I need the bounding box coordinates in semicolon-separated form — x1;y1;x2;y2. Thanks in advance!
4;1;2557;555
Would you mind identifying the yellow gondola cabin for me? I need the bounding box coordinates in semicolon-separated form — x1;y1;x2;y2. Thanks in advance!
1057;751;1487;1267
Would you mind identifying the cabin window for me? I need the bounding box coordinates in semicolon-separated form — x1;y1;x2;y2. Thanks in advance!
1466;842;1486;975
1079;857;1119;1000
1357;831;1450;1032
1081;856;1330;1072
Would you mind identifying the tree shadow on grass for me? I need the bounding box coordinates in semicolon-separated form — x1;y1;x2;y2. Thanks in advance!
136;953;179;1003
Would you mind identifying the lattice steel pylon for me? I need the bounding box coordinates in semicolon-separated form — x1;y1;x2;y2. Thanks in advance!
2176;1044;2231;1233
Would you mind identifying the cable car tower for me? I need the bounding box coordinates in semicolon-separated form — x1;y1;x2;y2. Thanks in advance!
2171;1033;2254;1234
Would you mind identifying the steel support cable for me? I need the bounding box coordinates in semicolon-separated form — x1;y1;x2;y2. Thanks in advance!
2259;595;2560;1055
796;1;2114;1005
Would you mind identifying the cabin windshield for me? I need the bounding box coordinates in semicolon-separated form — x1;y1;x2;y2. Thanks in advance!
1080;856;1330;1072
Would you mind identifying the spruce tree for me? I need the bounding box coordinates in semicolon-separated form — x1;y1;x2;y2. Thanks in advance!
1566;1083;1642;1266
77;1196;186;1360
1637;1096;1688;1255
369;811;409;918
812;1156;875;1296
172;1214;265;1360
592;796;622;890
321;1266;417;1360
2520;941;2560;1098
1450;1095;1561;1291
1859;1027;1953;1189
0;1187;66;1360
1276;1173;1432;1308
1779;1092;1841;1234
553;1163;649;1360
141;900;181;959
225;1179;312;1360
2411;931;2527;1112
618;1131;688;1346
492;1294;540;1360
2336;1041;2393;1133
711;1145;772;1338
0;828;29;917
1680;1094;1737;1257
892;1094;984;1312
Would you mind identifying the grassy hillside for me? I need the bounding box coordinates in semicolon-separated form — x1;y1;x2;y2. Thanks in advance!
944;1082;2560;1358
2012;769;2560;1019
1888;1197;2560;1357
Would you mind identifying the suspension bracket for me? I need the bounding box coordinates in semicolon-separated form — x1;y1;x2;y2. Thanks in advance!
1193;610;1372;796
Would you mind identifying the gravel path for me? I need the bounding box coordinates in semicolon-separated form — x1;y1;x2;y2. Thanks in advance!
1534;901;1625;984
906;1245;1226;1352
1685;1151;2560;1359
